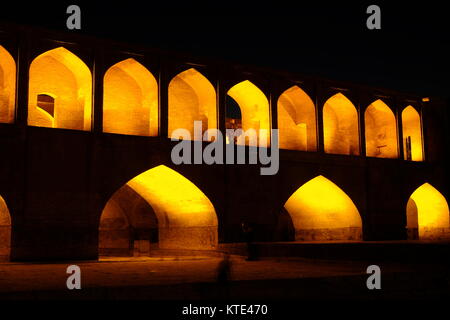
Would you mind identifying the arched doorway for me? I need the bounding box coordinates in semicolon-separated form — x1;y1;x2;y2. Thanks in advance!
0;195;11;261
28;47;92;131
323;93;360;155
284;176;362;241
401;106;423;161
103;58;158;136
277;86;317;151
364;99;398;158
406;183;450;240
168;68;216;141
99;165;218;256
0;45;16;124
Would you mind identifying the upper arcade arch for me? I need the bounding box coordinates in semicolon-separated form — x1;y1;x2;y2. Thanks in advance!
0;45;16;124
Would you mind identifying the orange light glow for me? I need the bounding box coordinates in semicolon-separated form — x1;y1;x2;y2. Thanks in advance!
0;45;16;124
227;80;270;146
0;195;11;259
323;93;360;155
28;47;92;131
101;165;218;250
365;100;398;158
168;68;216;140
407;183;450;240
277;86;317;151
103;58;158;136
284;176;362;241
402;106;423;161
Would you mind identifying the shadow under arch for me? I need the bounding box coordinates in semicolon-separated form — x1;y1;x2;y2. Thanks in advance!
365;99;398;158
283;175;362;241
406;183;450;240
99;165;218;256
0;45;16;124
168;68;216;141
277;85;317;151
103;58;158;136
0;195;11;261
28;47;92;131
323;93;359;155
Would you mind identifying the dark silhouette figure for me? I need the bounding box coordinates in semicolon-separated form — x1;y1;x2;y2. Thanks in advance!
241;221;257;261
216;252;232;299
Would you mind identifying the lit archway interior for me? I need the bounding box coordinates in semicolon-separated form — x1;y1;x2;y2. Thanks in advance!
364;100;398;158
402;106;423;161
406;183;450;240
168;68;216;141
103;58;158;136
227;80;270;146
284;176;362;241
28;47;92;131
0;45;16;124
0;195;11;260
99;165;218;255
277;86;317;151
323;93;359;155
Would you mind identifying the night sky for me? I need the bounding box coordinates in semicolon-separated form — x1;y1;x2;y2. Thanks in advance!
0;1;449;99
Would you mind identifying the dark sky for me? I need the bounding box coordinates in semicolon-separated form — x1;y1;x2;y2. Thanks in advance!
1;1;449;98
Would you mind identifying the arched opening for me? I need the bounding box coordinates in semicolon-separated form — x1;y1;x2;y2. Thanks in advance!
168;68;216;141
28;47;92;131
0;195;11;261
406;183;450;240
323;93;359;155
0;45;16;124
284;176;362;241
364;100;398;158
103;58;158;136
402;106;423;161
227;80;270;147
277;86;317;151
99;165;218;256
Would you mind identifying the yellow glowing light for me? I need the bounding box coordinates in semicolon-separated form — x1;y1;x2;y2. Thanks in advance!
407;183;450;239
277;86;317;151
364;100;398;158
168;68;216;140
0;195;11;259
284;176;362;241
28;47;92;131
402;106;423;161
116;165;218;249
227;80;270;146
0;45;16;124
103;58;158;136
323;93;360;155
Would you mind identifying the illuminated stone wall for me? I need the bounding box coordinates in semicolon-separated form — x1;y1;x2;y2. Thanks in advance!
0;45;16;124
402;106;423;161
284;176;362;241
103;58;158;136
0;196;11;260
323;93;360;155
278;86;317;151
28;47;92;131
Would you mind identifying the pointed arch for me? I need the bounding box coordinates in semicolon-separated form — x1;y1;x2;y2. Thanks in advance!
28;47;92;131
0;195;11;260
277;86;317;151
168;68;216;141
402;106;423;161
227;80;270;146
0;45;16;124
99;165;218;254
103;58;158;136
406;183;450;240
323;93;360;155
284;176;362;241
364;99;398;158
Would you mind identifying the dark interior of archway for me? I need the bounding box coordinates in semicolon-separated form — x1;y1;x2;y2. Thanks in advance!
273;208;295;241
99;184;158;257
225;95;242;130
